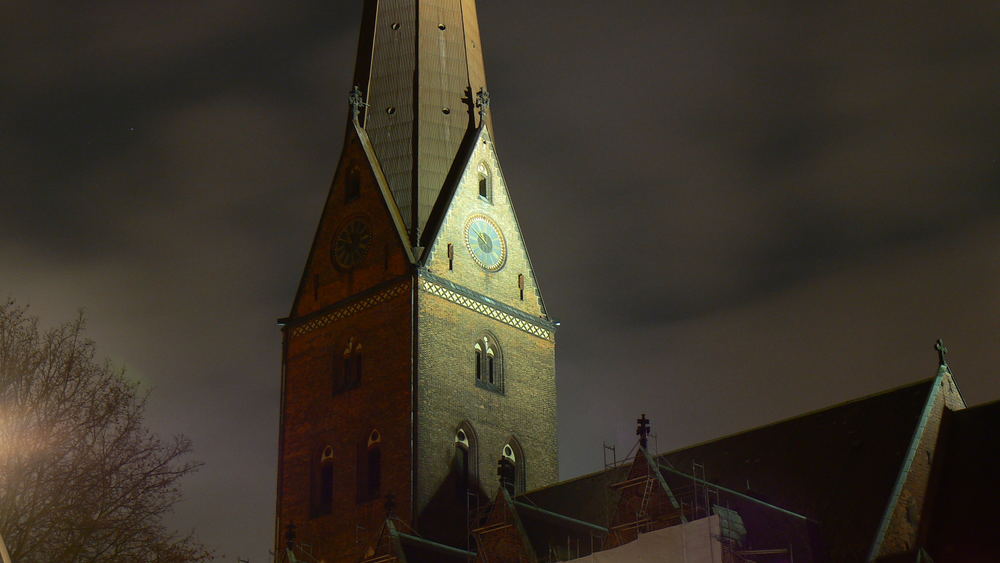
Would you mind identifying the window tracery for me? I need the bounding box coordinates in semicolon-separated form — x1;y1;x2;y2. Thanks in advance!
473;335;502;392
333;337;363;395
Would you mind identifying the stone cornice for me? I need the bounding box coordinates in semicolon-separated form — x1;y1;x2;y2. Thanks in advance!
418;269;555;341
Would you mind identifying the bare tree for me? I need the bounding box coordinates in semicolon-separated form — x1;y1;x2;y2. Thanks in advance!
0;301;213;562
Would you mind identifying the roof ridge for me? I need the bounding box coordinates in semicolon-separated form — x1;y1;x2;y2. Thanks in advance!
655;377;937;459
519;464;627;497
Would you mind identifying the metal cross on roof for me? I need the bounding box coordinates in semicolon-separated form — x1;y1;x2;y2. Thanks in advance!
476;88;491;123
349;85;368;122
636;414;651;449
935;339;949;369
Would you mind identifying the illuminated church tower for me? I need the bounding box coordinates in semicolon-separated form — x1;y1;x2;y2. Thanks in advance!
275;1;558;558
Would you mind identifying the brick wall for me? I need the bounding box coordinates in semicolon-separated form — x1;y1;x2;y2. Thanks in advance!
415;284;558;541
422;127;547;319
277;123;560;557
413;125;559;543
276;127;417;562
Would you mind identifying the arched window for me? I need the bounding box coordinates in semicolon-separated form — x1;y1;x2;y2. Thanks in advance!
454;424;478;500
499;439;525;495
474;335;502;392
477;163;492;202
311;445;334;517
358;429;382;502
333;338;362;395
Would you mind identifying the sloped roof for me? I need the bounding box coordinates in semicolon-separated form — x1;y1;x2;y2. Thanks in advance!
518;464;630;528
657;378;935;561
398;531;475;562
923;399;1000;561
511;499;608;560
518;378;938;562
352;0;493;241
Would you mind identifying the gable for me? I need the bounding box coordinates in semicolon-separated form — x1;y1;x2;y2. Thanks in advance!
290;122;414;319
924;398;1000;560
420;126;548;319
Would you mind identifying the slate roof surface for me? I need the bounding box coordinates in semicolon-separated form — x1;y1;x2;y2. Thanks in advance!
518;464;629;528
924;399;1000;562
518;378;938;562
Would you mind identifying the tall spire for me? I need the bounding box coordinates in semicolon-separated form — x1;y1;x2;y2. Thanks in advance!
350;0;492;242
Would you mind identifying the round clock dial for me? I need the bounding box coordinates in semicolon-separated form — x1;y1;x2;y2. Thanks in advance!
332;218;372;270
464;215;506;271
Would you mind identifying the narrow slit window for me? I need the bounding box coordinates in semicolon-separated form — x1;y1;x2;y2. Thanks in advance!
346;168;361;202
353;351;363;387
312;446;334;517
477;164;492;202
359;430;382;503
455;426;477;501
367;447;381;499
475;346;483;381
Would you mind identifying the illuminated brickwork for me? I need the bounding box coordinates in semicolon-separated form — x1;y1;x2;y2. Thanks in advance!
419;277;552;340
278;3;559;558
276;128;417;563
422;128;547;320
291;279;410;337
413;126;558;544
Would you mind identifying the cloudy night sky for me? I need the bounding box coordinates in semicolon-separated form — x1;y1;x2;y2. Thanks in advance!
3;1;998;560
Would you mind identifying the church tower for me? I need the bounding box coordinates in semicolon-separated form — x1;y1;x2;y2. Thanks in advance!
275;1;558;559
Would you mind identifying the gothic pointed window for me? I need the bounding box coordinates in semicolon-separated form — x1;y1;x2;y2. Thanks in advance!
499;440;525;495
454;424;478;501
358;429;382;503
477;163;492;202
474;335;502;392
334;338;363;395
311;445;334;517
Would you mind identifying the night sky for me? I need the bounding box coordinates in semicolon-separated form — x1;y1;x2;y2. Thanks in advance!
4;2;998;561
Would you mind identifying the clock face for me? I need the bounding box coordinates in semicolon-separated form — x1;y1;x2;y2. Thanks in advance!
331;218;372;270
464;215;506;271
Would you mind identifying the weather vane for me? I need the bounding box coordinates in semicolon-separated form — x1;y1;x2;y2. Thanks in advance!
349;85;368;121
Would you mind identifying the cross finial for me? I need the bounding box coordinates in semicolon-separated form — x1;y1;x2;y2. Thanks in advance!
935;339;949;369
475;88;491;123
349;85;368;122
636;414;651;449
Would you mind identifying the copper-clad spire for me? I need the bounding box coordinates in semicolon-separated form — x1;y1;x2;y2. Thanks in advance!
351;0;492;242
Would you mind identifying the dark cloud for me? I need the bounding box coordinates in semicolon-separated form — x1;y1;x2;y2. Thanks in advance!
3;1;998;560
